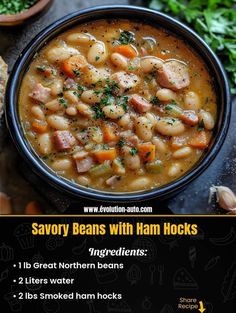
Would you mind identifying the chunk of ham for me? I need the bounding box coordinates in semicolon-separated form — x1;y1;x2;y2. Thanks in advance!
29;83;51;103
53;130;76;151
129;94;152;113
111;71;140;91
75;157;94;173
157;60;190;90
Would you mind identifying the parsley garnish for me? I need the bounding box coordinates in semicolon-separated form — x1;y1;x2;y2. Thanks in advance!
92;104;105;120
117;139;126;148
95;56;100;61
58;98;68;108
73;69;81;77
118;31;135;45
103;144;109;150
129;147;138;156
150;96;161;105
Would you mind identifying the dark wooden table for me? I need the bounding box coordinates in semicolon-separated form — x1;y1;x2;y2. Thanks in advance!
0;0;235;214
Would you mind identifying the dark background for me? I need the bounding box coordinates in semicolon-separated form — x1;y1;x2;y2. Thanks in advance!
0;217;236;312
0;0;235;214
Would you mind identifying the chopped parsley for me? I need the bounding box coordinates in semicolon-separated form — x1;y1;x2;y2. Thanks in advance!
129;147;138;156
100;95;115;106
150;96;161;105
103;144;109;150
118;31;135;45
92;104;105;119
104;79;120;96
58;97;68;108
117;139;126;148
95;56;100;61
73;69;81;77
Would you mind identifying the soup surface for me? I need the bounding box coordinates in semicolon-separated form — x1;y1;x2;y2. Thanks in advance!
19;19;217;192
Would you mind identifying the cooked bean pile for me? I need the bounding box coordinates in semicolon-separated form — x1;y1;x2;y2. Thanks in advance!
19;20;217;192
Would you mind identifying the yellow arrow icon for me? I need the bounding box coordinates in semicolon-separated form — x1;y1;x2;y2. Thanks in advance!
198;301;206;313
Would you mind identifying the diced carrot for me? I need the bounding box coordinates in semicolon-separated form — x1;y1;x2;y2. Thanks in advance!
25;201;42;215
189;131;210;149
114;45;137;58
171;136;187;150
103;124;119;143
93;149;117;163
138;144;156;162
32;120;48;133
61;55;87;78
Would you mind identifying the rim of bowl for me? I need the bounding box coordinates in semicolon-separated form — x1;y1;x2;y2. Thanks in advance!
5;5;231;202
0;0;52;25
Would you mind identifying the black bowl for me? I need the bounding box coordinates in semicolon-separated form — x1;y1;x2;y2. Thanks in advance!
5;5;231;202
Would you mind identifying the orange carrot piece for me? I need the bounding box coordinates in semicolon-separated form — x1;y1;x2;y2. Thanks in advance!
189;131;209;149
61;55;87;78
93;149;117;163
114;45;137;58
103;124;119;143
138;144;156;162
32;121;48;133
25;201;42;215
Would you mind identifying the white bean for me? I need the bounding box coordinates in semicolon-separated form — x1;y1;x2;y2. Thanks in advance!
77;175;91;186
45;99;61;112
172;147;192;159
83;66;105;84
155;118;185;136
87;41;108;64
102;105;125;119
50;79;63;96
76;102;93;118
64;91;79;104
67;33;92;44
47;115;69;130
46;46;79;63
135;116;153;141
184;91;201;111
198;110;215;130
118;113;133;129
110;53;128;69
129;177;151;191
38;133;52;155
52;159;72;171
168;163;181;177
152;137;167;153
31;106;45;120
124;152;141;170
145;112;157;127
81;90;101;104
66;107;77;116
140;57;163;73
156;88;177;102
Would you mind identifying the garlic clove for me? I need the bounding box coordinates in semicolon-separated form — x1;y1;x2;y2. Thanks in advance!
213;186;236;211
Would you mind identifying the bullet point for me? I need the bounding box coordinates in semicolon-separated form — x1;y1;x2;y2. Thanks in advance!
13;264;16;267
13;279;16;283
13;295;16;298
